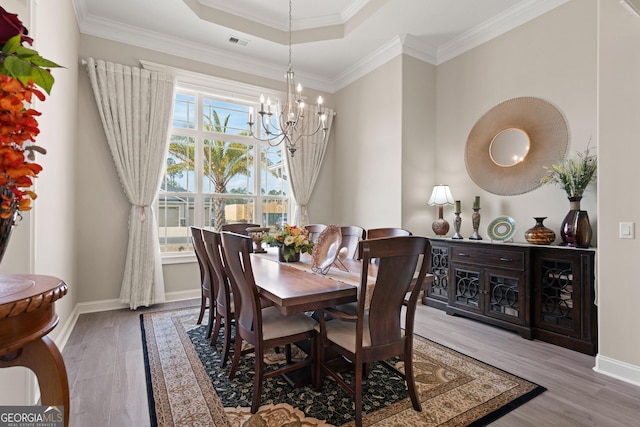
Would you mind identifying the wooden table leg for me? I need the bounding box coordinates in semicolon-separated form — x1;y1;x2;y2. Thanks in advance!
0;336;69;427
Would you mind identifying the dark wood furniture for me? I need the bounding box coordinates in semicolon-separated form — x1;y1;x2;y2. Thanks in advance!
220;232;317;413
315;236;431;427
190;227;214;337
201;229;234;366
221;223;260;235
423;238;597;355
250;255;357;315
0;275;69;427
366;227;412;239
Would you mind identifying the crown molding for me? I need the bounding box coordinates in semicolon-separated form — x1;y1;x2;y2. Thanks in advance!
75;0;569;94
77;11;335;92
436;0;570;65
331;34;437;92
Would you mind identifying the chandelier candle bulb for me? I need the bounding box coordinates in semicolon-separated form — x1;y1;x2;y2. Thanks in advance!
473;196;480;209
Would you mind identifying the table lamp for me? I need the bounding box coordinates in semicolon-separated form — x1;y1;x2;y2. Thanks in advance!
428;185;454;236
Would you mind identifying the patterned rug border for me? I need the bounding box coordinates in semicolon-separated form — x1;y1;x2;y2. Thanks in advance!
141;306;546;426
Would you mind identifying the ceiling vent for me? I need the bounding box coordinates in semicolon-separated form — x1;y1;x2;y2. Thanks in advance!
228;36;249;47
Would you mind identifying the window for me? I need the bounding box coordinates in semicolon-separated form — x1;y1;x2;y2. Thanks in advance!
157;87;290;254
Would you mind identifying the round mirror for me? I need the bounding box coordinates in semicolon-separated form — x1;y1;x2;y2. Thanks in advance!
490;128;530;167
465;97;568;196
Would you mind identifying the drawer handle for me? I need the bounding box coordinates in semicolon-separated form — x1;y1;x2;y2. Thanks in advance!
499;257;514;262
457;253;470;257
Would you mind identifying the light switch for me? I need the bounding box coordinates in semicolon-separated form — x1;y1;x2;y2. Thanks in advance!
619;222;635;239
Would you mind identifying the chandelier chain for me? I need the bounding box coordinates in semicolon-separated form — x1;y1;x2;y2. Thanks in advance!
246;0;330;157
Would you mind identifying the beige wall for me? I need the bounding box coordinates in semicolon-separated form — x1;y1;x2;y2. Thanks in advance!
596;0;640;374
435;0;597;241
332;57;404;229
401;56;437;237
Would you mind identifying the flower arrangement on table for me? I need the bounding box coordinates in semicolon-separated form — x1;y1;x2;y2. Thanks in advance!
263;224;314;262
0;6;61;220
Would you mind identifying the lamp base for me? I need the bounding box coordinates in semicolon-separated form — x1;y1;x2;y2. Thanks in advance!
432;218;450;236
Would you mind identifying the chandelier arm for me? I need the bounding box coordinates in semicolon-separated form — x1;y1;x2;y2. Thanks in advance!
246;0;331;158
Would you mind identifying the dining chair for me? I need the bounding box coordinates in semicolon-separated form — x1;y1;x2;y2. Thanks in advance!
339;226;366;260
366;227;412;239
305;224;327;242
190;227;214;338
221;223;260;235
220;232;318;413
201;229;235;367
315;236;431;427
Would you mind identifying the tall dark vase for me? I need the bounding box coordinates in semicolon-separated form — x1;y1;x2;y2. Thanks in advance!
560;197;592;248
0;209;17;264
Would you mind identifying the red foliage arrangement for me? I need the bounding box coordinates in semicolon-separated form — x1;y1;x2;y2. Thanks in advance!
0;6;60;219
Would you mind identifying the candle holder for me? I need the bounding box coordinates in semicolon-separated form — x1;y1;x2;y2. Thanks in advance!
452;211;463;239
246;227;271;253
469;208;483;240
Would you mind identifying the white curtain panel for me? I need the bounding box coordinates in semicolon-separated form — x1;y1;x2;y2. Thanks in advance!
285;105;335;226
86;58;176;309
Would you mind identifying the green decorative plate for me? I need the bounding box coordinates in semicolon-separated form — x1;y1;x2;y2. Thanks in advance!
487;216;516;242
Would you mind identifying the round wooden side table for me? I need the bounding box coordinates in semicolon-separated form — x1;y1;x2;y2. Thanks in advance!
0;275;69;427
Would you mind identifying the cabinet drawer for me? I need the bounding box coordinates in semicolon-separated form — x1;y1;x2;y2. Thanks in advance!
451;247;525;270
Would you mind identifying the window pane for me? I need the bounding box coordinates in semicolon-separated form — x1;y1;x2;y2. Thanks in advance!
205;196;255;230
202;98;251;135
173;94;196;128
164;135;195;192
157;195;195;252
262;198;289;227
203;139;254;194
261;145;288;196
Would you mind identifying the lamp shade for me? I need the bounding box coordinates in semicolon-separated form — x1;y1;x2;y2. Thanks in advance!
428;185;454;206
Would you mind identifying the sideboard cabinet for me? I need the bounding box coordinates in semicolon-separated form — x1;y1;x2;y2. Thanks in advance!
423;238;597;355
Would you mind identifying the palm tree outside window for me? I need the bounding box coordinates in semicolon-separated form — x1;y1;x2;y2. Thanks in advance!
158;91;290;254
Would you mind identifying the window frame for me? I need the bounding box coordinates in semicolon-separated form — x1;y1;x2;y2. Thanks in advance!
146;62;292;263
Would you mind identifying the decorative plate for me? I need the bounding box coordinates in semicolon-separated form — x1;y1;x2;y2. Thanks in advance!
487;216;516;242
311;225;342;274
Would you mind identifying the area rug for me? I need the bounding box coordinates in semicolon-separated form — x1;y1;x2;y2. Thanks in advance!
141;307;545;426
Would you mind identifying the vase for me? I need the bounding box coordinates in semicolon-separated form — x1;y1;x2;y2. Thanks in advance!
560;197;592;248
278;247;300;262
0;209;18;264
524;217;556;245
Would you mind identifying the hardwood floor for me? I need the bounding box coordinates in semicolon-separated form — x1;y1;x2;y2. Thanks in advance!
62;300;640;426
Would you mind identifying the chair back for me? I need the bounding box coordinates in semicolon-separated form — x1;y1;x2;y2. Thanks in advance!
220;232;262;343
366;227;412;239
201;230;231;313
190;227;211;295
221;223;260;235
339;226;366;259
357;236;431;348
305;224;327;242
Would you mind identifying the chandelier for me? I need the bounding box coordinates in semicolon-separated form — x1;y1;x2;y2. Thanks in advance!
247;0;328;157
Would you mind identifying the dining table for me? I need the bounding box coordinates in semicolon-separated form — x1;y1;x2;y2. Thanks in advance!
251;248;369;315
248;247;433;388
250;247;433;315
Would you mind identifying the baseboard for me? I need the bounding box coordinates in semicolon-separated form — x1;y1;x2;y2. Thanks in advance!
594;354;640;388
54;289;200;353
72;289;200;315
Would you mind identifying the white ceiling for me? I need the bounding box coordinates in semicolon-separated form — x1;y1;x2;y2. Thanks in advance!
73;0;569;92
